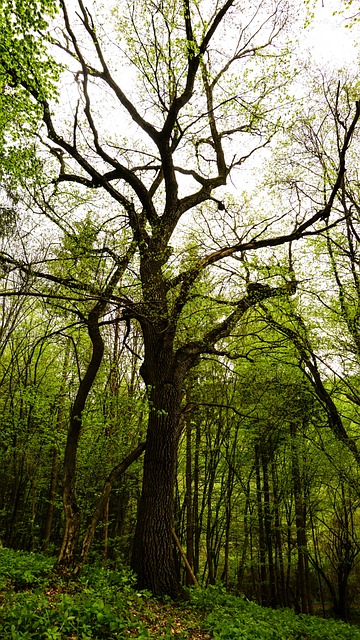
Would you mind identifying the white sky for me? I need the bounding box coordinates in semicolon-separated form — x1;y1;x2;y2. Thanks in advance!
303;0;358;68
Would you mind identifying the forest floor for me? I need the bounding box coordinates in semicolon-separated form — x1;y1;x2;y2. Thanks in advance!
97;597;211;639
120;598;211;638
1;548;360;639
40;581;212;639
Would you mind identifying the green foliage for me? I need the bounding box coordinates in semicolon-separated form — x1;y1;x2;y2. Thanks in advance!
0;548;54;590
0;0;59;96
0;550;150;639
2;550;360;639
53;215;104;288
0;0;60;192
79;563;138;595
190;586;360;640
0;590;137;639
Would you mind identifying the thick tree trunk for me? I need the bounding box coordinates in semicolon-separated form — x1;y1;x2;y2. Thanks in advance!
131;373;186;598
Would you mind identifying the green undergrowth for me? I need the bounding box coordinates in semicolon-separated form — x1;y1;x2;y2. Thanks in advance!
193;585;360;640
0;548;202;639
1;548;360;639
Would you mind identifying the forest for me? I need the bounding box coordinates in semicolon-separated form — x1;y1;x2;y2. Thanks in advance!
1;0;360;636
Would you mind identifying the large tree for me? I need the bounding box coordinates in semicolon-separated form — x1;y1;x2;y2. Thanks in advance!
1;0;359;597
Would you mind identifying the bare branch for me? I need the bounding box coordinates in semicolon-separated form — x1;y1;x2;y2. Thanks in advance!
175;280;295;368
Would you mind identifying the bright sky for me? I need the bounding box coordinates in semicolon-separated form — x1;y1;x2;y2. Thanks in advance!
303;0;358;68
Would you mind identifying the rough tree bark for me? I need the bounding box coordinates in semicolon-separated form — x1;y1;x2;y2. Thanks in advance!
131;315;188;597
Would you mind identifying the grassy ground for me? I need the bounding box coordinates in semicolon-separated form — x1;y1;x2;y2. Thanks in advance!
0;548;360;639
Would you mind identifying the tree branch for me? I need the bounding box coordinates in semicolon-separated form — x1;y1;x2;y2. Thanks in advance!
175;280;295;368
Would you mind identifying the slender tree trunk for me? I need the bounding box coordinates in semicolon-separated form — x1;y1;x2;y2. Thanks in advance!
6;469;26;547
333;485;353;621
185;411;195;585
271;460;287;607
261;448;276;607
103;496;109;569
255;443;268;606
74;442;146;574
222;499;231;591
237;492;250;593
286;508;292;603
206;473;216;586
290;422;312;614
309;508;326;617
30;481;36;551
221;456;235;591
43;448;59;553
56;309;104;568
44;341;70;552
172;528;199;586
193;419;201;578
